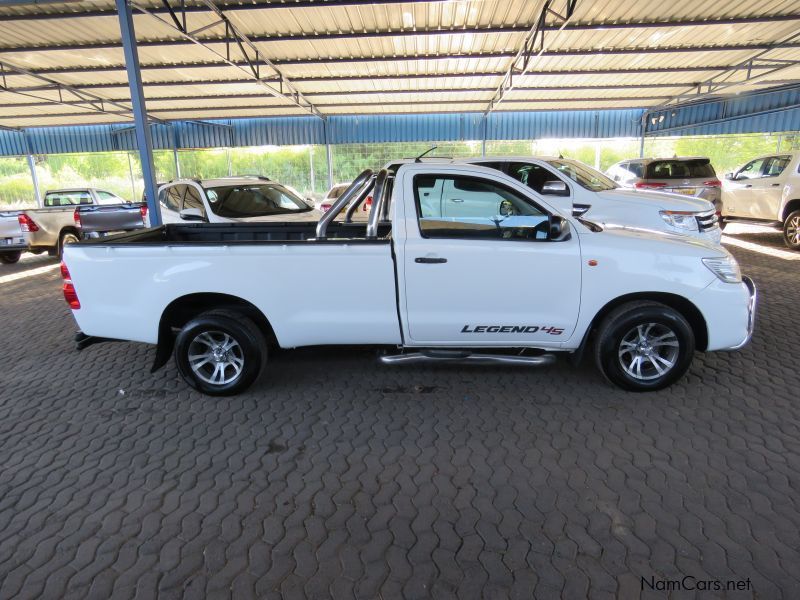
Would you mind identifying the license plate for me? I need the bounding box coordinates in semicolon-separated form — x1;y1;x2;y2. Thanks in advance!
671;188;696;196
1;238;11;245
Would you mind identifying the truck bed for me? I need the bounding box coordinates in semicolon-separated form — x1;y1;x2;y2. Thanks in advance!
79;221;393;245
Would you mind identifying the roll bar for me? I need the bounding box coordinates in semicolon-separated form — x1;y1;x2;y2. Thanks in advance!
315;169;373;239
366;169;389;239
343;178;375;223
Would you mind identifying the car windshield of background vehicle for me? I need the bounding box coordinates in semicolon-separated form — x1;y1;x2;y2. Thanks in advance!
545;160;617;192
205;184;313;218
646;159;715;179
44;191;92;207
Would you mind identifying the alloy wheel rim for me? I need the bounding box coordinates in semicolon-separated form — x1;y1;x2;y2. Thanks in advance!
787;216;800;246
618;323;680;381
188;330;244;386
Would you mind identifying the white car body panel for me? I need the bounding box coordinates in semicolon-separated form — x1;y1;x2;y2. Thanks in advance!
64;163;752;358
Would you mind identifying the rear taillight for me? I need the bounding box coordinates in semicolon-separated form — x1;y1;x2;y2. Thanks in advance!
635;182;667;190
18;213;39;232
320;203;332;213
73;209;82;228
363;196;373;211
140;204;148;225
703;179;722;188
60;261;80;309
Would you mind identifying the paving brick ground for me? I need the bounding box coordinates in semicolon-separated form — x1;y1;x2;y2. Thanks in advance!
1;224;799;599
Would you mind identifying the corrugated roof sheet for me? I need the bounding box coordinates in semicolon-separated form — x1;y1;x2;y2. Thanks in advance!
0;0;798;125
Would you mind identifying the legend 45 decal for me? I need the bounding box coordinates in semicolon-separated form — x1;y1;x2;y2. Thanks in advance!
461;325;564;335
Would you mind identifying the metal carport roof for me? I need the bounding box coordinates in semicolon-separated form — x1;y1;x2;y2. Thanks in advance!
0;0;799;128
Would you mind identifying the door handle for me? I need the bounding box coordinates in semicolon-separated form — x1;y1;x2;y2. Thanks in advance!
415;257;447;264
744;184;752;188
450;198;464;203
771;183;781;187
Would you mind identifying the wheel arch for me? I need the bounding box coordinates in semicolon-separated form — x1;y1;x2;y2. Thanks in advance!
152;292;278;372
581;292;708;354
781;199;800;222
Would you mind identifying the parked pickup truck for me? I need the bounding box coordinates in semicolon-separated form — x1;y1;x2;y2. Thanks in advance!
0;210;27;264
62;164;756;396
19;188;145;256
720;151;800;250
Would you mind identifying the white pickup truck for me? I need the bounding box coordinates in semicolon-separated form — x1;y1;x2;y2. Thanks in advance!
62;164;756;396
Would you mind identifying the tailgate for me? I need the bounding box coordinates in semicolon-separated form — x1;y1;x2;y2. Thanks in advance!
0;212;26;246
77;203;145;233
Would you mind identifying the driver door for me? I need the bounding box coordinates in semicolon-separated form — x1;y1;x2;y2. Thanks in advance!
726;158;764;217
401;172;581;346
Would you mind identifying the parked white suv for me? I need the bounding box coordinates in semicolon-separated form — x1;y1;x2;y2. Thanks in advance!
158;176;322;224
462;157;721;244
720;151;800;250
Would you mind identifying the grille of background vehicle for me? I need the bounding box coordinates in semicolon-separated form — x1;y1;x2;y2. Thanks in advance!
696;210;719;232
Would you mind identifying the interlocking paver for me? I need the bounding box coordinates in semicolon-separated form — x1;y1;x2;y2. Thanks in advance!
1;230;800;598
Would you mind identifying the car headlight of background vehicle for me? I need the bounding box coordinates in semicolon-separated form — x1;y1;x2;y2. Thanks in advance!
702;256;742;284
660;210;699;232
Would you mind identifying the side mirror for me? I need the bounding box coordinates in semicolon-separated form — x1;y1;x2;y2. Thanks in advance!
498;200;515;216
548;216;571;241
179;207;205;222
541;180;570;197
724;172;735;180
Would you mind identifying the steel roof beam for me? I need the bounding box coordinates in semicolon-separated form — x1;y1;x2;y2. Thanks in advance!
7;42;800;79
0;57;165;124
4;15;800;54
133;0;324;118
7;64;793;94
2;95;672;120
3;2;797;24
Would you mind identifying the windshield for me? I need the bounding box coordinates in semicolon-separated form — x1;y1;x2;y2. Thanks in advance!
204;183;312;218
544;160;617;192
645;159;715;179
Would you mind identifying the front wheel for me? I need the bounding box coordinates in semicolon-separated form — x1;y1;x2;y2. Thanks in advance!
0;251;21;264
174;310;268;396
594;301;695;392
783;210;800;251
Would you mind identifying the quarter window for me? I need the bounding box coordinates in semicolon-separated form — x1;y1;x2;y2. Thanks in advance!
413;175;549;241
161;185;185;212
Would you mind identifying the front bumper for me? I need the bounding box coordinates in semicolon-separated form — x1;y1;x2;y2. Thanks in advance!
726;276;757;350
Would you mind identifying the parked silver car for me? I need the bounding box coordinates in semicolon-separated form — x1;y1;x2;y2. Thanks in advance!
606;157;722;212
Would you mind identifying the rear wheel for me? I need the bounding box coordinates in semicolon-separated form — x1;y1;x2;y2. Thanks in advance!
58;231;80;258
0;251;21;264
174;310;267;396
783;210;800;251
594;301;695;392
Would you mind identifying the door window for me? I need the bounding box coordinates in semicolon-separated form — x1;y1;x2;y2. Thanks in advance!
506;163;560;194
763;155;791;177
413;175;549;240
736;158;766;180
161;185;185;212
182;186;205;214
96;191;122;205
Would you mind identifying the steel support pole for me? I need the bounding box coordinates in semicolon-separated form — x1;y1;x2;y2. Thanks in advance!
115;0;161;224
639;110;649;158
309;146;315;194
173;148;181;178
324;120;333;189
481;116;488;157
26;154;42;207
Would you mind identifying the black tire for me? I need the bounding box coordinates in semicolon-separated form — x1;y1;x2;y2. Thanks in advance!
174;310;268;396
58;231;80;258
0;251;21;264
783;210;800;251
594;301;695;392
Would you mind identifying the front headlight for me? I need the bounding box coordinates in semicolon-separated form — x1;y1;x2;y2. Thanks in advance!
660;210;699;232
702;256;742;283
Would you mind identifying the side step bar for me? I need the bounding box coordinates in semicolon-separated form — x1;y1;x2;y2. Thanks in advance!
379;350;556;367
